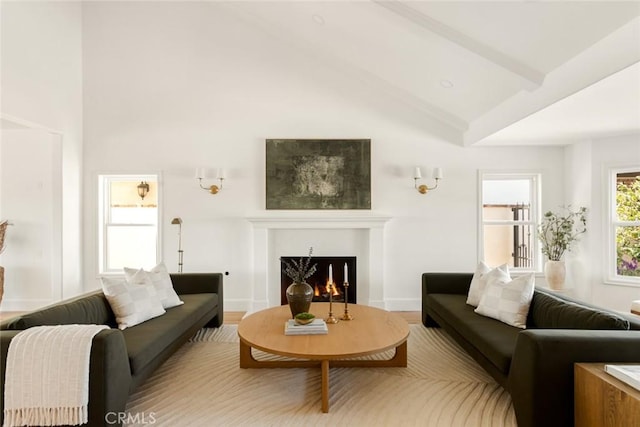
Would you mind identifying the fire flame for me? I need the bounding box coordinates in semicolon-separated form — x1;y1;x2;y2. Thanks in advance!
332;284;341;296
313;281;342;298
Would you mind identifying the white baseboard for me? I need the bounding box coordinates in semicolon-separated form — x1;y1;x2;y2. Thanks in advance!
367;299;386;309
223;299;254;312
384;298;421;312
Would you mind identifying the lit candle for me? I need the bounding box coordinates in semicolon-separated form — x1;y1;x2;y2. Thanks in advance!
344;263;348;283
329;264;333;284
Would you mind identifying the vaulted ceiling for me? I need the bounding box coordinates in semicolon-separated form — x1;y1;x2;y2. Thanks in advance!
227;1;640;146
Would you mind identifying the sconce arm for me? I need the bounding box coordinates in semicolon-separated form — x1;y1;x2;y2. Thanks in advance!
414;177;440;194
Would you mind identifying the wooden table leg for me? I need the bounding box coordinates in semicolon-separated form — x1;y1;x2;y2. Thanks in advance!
321;359;329;413
239;339;255;368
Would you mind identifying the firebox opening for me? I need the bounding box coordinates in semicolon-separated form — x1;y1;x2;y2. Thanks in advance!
280;256;356;305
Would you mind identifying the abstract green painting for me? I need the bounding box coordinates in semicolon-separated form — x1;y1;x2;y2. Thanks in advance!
266;139;371;210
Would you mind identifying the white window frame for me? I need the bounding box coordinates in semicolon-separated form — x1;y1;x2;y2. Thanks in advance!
98;174;161;275
478;171;542;273
605;166;640;287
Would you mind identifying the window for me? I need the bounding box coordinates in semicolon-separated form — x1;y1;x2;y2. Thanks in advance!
607;168;640;285
99;175;159;274
480;173;541;272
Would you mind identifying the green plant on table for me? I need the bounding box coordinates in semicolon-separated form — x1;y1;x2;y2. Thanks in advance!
294;312;315;320
538;206;587;261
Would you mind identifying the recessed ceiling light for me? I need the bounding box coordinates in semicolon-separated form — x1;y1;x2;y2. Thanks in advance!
312;14;325;25
440;79;454;89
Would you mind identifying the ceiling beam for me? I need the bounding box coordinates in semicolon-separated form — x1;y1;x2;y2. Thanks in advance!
464;17;640;146
222;2;468;143
373;0;545;91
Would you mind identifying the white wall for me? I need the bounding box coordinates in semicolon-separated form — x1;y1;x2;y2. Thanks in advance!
0;130;63;310
0;1;84;302
564;141;593;302
81;2;565;311
0;2;632;312
565;135;640;312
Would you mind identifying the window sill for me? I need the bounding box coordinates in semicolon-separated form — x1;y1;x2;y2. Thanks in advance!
604;277;640;288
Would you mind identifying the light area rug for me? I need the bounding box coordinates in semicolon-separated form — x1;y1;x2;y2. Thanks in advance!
125;325;516;427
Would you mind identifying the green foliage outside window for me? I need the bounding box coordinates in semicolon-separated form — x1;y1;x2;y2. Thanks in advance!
616;176;640;277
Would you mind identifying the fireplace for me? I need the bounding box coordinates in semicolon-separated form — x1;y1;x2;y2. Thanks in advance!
280;256;356;305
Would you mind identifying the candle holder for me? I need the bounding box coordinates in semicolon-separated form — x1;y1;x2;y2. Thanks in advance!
326;282;339;324
341;281;353;320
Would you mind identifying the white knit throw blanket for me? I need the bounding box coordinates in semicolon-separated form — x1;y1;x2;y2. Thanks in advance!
3;324;109;427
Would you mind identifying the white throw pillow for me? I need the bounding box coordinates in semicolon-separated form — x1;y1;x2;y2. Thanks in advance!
124;262;183;309
466;262;510;307
474;273;535;329
101;276;166;330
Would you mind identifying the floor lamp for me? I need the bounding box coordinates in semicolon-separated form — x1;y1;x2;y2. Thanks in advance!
170;217;183;273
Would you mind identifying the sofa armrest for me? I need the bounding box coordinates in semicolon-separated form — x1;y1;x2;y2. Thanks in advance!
170;273;223;296
422;273;473;295
87;329;133;427
171;273;224;327
508;329;640;427
422;273;473;327
1;328;132;427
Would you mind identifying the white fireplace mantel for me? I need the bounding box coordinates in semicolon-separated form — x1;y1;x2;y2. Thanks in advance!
247;214;392;312
246;215;392;229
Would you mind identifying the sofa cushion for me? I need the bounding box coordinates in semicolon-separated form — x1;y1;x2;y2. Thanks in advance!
4;292;116;330
427;293;520;374
123;293;218;376
466;262;509;307
102;276;166;330
475;273;535;329
124;263;184;309
529;291;630;330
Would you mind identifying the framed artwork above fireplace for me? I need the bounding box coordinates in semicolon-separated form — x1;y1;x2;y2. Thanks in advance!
265;139;371;210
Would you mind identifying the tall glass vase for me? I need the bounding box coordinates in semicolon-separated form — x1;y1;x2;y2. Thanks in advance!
286;281;313;318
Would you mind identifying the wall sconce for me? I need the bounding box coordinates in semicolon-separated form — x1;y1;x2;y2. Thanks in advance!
170;217;183;273
195;168;225;195
137;181;150;200
414;167;443;194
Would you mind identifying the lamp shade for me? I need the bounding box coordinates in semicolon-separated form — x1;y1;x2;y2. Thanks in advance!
433;168;443;179
195;168;207;179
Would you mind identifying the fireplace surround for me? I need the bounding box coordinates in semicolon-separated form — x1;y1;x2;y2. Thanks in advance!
247;215;391;311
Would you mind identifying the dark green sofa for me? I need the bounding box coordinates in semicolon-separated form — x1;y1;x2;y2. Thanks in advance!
422;272;640;427
0;273;223;427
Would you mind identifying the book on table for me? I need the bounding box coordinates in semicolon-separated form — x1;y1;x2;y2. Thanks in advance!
284;319;328;335
604;364;640;391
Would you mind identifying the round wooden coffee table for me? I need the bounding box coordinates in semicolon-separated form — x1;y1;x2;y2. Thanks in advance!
237;303;409;413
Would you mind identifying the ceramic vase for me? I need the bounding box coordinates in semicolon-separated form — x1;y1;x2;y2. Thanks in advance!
286;281;313;318
544;260;566;290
